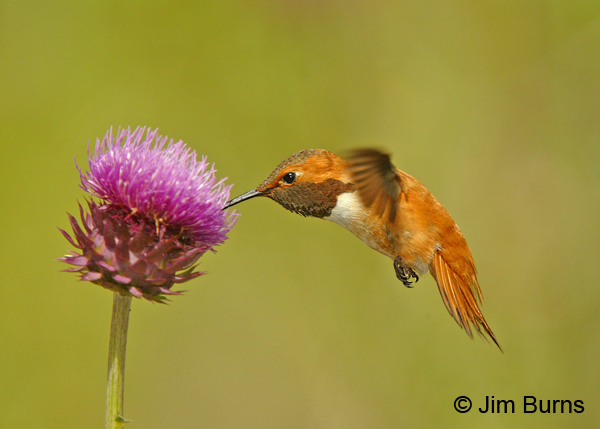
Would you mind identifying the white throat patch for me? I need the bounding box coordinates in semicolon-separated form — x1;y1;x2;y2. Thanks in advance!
325;192;364;229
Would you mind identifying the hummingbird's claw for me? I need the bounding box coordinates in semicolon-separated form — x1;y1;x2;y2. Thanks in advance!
394;256;419;288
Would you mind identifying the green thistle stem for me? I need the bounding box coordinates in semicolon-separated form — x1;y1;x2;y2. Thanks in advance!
106;292;132;429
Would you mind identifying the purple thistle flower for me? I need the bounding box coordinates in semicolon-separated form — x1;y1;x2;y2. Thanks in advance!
59;127;237;302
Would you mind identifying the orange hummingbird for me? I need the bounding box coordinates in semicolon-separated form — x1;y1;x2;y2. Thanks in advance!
224;149;501;349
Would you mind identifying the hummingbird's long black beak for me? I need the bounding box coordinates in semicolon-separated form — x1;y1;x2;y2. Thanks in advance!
223;188;264;210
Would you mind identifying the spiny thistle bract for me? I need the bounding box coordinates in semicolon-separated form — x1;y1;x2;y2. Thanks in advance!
59;127;237;302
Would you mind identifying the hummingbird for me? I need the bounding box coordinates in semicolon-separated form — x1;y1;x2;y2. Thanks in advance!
224;148;501;349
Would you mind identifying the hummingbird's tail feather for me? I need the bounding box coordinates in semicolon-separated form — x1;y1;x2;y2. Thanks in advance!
430;251;502;351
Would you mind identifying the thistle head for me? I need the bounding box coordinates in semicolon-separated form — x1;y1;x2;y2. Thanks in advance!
59;127;237;302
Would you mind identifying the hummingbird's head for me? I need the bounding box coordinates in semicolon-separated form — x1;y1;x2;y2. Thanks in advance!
224;149;355;218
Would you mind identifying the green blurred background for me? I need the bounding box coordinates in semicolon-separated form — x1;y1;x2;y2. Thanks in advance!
1;1;599;428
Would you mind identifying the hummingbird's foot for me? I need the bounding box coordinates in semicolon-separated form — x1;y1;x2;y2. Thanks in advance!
394;256;419;288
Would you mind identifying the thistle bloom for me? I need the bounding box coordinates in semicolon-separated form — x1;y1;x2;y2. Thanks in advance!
59;127;237;301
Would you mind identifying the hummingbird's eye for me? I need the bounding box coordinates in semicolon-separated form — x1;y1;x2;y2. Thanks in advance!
282;172;297;184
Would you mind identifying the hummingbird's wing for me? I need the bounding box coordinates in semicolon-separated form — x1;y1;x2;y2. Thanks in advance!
345;149;402;222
